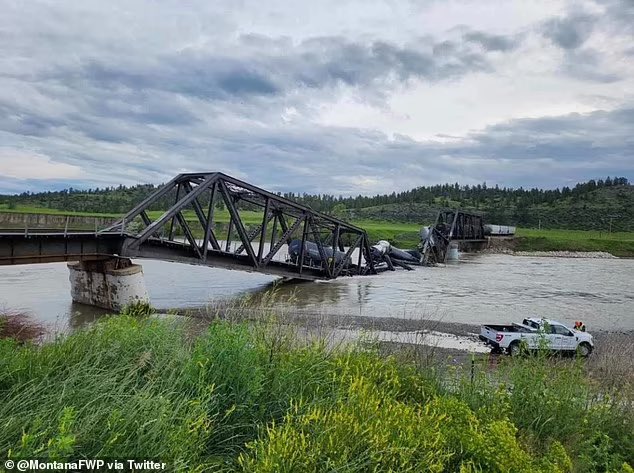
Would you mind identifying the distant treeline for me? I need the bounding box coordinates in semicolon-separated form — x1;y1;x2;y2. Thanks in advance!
1;176;632;231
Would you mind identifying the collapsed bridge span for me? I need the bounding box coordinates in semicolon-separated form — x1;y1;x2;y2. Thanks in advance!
0;172;490;309
1;172;377;280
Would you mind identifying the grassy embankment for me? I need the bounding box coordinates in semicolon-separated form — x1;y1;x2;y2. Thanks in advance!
514;228;634;257
0;310;632;472
2;205;634;256
360;223;634;257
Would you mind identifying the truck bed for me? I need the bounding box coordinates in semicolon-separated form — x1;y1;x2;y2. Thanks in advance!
482;324;533;333
479;323;536;350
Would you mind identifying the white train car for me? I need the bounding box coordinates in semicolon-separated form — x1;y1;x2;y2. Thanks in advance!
485;224;516;236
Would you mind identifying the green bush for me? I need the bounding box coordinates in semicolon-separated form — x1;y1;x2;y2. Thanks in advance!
446;354;634;472
238;375;570;473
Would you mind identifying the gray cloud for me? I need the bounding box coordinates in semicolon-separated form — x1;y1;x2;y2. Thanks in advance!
462;31;519;52
38;34;508;106
542;13;597;50
597;0;634;34
1;105;632;195
0;0;632;196
538;7;631;83
560;49;622;83
469;108;634;161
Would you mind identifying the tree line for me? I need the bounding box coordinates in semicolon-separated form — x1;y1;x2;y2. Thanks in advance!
1;176;631;231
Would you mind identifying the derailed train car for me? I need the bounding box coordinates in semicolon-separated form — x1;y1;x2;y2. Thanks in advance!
288;240;350;267
288;239;423;273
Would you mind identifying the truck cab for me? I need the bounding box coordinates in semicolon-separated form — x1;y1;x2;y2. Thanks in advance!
522;318;590;351
480;318;594;356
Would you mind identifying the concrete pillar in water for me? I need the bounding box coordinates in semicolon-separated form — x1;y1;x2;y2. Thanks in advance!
447;242;460;261
68;258;149;311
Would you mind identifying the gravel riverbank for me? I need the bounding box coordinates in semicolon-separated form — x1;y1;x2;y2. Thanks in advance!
508;249;615;258
480;247;618;258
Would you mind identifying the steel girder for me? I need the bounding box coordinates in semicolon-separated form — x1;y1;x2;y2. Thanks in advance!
102;172;376;280
435;209;486;241
420;209;486;264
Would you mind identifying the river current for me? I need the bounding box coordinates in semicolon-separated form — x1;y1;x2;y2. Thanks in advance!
1;254;632;333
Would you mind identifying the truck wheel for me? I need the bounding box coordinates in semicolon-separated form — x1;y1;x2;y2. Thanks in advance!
577;342;593;358
508;341;522;357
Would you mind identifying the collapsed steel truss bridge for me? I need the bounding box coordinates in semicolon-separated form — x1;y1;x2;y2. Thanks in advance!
0;173;376;280
420;209;486;264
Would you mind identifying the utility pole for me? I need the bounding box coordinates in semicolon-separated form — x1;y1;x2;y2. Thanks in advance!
608;214;620;234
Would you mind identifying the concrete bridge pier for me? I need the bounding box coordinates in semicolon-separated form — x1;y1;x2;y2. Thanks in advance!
456;240;488;253
68;257;149;312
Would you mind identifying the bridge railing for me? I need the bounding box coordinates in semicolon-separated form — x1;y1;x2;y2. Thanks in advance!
0;212;118;235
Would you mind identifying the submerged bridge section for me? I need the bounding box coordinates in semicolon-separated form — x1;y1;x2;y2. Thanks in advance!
0;172;378;310
420;209;487;264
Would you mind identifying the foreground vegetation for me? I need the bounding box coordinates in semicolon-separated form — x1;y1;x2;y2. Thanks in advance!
1;314;632;472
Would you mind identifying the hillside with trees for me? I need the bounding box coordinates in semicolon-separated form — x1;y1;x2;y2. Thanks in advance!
1;177;632;232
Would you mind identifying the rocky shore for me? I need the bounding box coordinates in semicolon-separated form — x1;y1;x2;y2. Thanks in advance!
493;249;618;258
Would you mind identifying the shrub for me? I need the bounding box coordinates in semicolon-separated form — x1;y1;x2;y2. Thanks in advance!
239;369;568;473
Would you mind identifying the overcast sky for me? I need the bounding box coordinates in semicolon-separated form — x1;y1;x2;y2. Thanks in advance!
0;0;632;195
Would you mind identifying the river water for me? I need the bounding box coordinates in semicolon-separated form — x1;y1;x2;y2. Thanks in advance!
1;254;632;333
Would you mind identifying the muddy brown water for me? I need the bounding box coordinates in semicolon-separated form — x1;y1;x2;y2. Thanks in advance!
1;253;633;335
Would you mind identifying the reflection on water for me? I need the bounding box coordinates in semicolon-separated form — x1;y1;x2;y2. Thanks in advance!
68;302;111;330
247;279;349;308
0;254;633;333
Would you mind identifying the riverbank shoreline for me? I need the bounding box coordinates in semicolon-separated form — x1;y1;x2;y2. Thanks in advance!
482;248;619;258
5;305;632;392
175;307;634;367
484;233;634;257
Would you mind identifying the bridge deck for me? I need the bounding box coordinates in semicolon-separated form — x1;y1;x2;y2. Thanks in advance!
0;231;331;280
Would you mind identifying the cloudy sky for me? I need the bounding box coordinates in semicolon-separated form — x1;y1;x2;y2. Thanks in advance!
0;0;632;195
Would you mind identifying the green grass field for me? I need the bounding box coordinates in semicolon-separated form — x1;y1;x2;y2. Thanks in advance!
0;205;123;218
0;205;266;225
515;228;634;257
352;220;423;248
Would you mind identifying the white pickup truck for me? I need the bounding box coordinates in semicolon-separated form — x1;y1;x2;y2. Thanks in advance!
479;318;594;357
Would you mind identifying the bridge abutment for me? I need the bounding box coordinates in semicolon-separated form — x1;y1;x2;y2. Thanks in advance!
456;240;488;253
68;258;149;312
